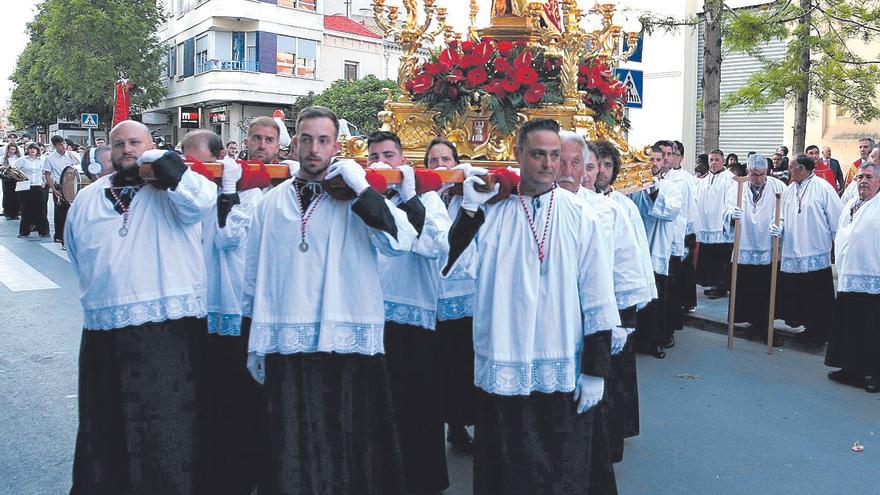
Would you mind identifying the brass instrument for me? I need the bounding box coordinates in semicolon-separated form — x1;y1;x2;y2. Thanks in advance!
0;164;28;183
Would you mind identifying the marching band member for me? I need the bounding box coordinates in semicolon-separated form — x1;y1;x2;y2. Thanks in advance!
42;134;81;245
444;119;619;494
368;131;452;493
243;107;416;493
66;121;217;494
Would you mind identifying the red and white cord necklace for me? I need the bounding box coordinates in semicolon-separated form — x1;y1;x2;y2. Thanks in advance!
293;182;326;253
518;185;555;263
107;186;133;237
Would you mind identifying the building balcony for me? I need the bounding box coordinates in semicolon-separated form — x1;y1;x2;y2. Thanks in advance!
196;59;260;74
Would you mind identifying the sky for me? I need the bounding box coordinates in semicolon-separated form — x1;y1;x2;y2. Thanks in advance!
0;0;39;106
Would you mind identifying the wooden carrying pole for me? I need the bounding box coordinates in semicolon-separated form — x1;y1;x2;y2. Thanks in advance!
727;179;746;350
766;192;783;354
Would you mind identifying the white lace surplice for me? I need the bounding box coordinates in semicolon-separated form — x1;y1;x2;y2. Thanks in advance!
667;168;699;256
779;175;844;273
243;180;417;357
65;171;217;330
203;187;263;336
628;177;683;276
437;195;476;321
379;191;451;330
607;190;658;301
445;189;620;397
695;169;736;244
722;176;786;265
836;195;880;294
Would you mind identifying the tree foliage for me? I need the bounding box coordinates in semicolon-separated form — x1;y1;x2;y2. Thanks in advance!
313;75;399;134
9;0;167;129
722;0;880;126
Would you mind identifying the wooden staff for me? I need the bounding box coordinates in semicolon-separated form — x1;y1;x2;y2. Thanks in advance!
766;192;783;354
727;178;747;350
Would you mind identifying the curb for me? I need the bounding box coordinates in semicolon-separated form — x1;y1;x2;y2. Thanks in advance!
683;314;826;356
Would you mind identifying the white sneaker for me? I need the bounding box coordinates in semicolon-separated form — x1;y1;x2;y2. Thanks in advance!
774;319;805;333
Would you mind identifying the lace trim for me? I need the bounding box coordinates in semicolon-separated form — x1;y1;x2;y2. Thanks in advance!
738;249;771;265
781;253;831;273
652;255;669;275
671;241;685;257
384;301;436;330
584;305;616;335
616;287;652;311
698;230;733;243
437;294;474;321
249;321;384;356
475;354;576;396
207;312;243;336
838;274;880;295
83;293;207;331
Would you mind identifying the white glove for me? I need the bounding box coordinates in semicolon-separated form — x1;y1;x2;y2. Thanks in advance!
274;116;291;148
220;156;242;194
573;374;604;414
730;206;744;220
433;166;449;171
368;162;393;170
246;352;265;385
452;163;488;178
769;221;783;238
283;159;300;177
398;165;417;202
462;176;500;213
611;327;629;355
326;159;370;195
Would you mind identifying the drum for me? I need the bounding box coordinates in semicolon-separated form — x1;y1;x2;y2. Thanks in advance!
59;166;82;204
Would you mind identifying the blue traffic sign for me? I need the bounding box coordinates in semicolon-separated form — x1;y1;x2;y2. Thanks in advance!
623;33;644;63
614;69;643;109
80;113;99;129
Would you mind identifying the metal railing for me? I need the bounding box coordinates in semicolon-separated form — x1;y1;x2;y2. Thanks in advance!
196;59;260;74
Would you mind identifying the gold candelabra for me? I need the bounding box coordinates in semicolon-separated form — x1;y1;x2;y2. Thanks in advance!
373;0;448;97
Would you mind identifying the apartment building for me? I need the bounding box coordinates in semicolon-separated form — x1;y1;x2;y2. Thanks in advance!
146;0;385;145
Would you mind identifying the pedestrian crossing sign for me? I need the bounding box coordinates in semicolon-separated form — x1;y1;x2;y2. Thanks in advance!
613;69;643;109
80;113;99;129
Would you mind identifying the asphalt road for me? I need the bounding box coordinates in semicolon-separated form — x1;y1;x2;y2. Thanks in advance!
0;194;877;494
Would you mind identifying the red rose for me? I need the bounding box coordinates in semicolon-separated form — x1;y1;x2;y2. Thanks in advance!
524;83;546;104
514;66;538;86
514;50;534;68
578;64;590;76
425;63;442;76
447;69;465;82
501;78;520;92
439;48;462;69
461;41;476;54
466;67;489;87
474;40;494;65
485;79;507;98
459;54;475;69
497;41;514;56
494;58;510;73
412;73;434;94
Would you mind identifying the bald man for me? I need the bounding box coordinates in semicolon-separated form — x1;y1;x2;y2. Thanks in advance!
66;120;217;494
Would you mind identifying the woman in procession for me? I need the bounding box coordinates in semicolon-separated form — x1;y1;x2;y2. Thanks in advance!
15;142;50;238
2;142;22;220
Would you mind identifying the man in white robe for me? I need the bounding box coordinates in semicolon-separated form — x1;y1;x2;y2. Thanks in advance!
594;140;657;458
695;149;736;299
669;140;700;314
368;131;452;493
826;161;880;393
443;119;619;494
628;144;684;359
722;154;786;340
181;129;265;494
243;106;417;493
770;153;844;344
66;121;217;494
559;132;654;494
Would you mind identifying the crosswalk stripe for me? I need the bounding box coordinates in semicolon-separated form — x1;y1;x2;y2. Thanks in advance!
39;242;70;263
0;246;60;292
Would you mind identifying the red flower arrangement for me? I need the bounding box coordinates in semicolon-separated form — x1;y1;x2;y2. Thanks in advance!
407;39;563;135
577;58;630;130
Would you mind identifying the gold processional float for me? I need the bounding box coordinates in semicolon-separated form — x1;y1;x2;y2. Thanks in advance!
206;0;652;192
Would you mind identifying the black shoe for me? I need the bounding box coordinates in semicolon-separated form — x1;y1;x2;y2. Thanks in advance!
662;336;675;349
828;369;863;387
39;234;49;238
705;288;728;299
447;425;474;454
651;346;666;359
865;378;880;393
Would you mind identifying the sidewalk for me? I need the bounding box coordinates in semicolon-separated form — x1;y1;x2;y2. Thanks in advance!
684;285;827;355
